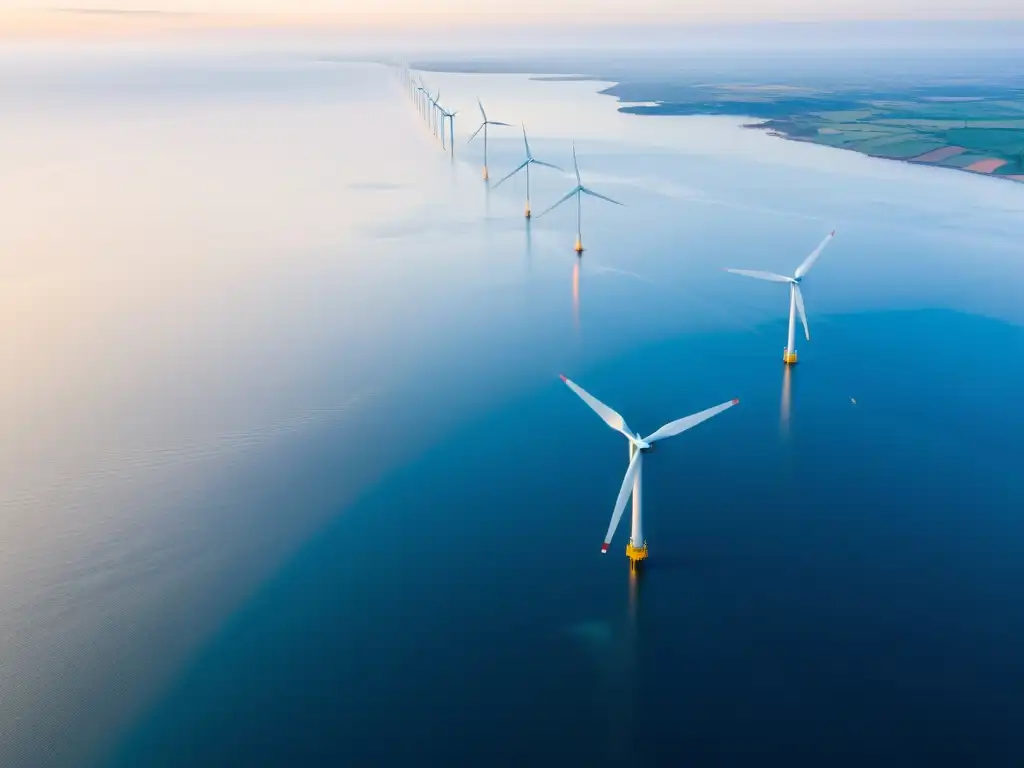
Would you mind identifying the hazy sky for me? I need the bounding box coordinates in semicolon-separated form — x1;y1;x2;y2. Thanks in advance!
3;0;1023;19
2;0;1022;43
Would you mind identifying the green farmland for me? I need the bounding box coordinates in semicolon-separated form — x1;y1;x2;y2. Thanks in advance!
615;84;1024;182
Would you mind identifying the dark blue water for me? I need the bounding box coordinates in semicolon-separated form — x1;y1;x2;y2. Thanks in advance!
108;307;1024;766
3;50;1024;767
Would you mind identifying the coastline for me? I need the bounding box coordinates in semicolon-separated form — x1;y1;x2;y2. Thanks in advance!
406;58;1024;186
610;93;1024;186
736;118;1024;185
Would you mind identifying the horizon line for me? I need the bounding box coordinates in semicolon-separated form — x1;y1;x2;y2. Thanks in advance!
4;10;1024;43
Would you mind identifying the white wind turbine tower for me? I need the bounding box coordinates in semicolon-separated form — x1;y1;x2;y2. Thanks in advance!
560;374;739;570
493;124;562;219
537;143;622;254
420;84;435;132
430;90;443;139
467;98;511;181
415;85;427;120
439;105;457;156
725;230;836;365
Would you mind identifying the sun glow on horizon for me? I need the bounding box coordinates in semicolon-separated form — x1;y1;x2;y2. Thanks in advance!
2;2;1024;41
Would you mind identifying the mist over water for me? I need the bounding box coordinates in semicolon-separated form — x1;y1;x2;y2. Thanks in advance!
1;40;1023;767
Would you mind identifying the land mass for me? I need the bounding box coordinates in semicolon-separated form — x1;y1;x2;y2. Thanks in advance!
406;53;1024;183
612;83;1024;182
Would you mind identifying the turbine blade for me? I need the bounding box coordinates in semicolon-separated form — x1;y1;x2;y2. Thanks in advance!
581;187;623;206
602;450;642;553
488;121;512;127
492;161;530;189
530;159;563;171
794;230;836;279
536;188;581;219
522;124;532;159
724;269;793;283
572;142;581;186
560;374;635;441
642;399;739;444
794;285;810;341
467;123;484;143
478;97;487;122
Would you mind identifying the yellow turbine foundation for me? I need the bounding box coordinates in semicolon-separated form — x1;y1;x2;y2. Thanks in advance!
483;166;489;181
525;202;532;219
783;349;798;365
574;238;584;254
626;541;648;571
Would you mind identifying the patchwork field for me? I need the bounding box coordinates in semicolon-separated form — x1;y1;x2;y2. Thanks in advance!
615;84;1024;183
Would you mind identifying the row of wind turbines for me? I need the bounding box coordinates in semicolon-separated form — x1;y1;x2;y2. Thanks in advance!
399;67;623;254
397;66;837;571
407;74;459;155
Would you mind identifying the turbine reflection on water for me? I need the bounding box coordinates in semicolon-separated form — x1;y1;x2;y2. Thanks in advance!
780;363;792;439
572;259;580;331
563;569;642;762
621;569;640;757
525;218;533;272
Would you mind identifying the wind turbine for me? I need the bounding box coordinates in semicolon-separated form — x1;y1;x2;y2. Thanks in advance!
415;85;427;119
560;374;739;570
725;230;836;365
537;143;622;254
467;98;511;181
430;90;442;138
419;84;431;127
439;105;458;156
493;124;562;219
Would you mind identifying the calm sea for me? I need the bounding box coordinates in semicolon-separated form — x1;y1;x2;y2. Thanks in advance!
1;47;1023;767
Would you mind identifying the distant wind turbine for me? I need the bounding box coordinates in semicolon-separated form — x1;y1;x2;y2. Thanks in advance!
415;85;427;119
439;105;458;156
493;124;562;219
467;98;511;181
421;85;434;130
560;374;739;570
430;89;442;138
725;230;836;365
537;143;622;254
